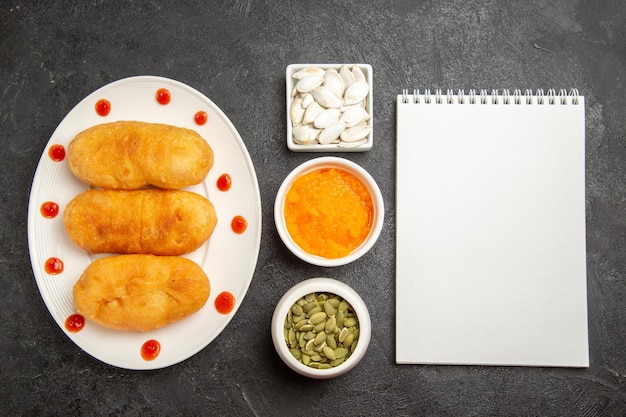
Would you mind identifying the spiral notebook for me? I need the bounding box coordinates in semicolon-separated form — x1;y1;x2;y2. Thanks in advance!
396;89;588;367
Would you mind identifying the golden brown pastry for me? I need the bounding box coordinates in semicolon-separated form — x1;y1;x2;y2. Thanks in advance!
73;254;210;332
64;189;217;255
67;121;214;189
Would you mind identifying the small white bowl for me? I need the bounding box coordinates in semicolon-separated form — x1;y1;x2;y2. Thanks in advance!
274;156;384;267
286;63;373;152
271;277;371;379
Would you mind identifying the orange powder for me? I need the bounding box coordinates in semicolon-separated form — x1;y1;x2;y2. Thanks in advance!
284;168;374;259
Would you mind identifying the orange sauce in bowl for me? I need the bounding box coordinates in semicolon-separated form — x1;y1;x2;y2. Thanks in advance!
284;168;374;259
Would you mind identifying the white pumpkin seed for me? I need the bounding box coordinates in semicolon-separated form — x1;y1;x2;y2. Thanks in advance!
292;123;319;145
318;123;346;144
292;66;325;79
352;65;366;83
338;138;368;148
296;75;324;93
301;92;314;108
339;65;354;89
313;108;341;129
323;68;344;97
289;97;304;126
343;81;369;105
340;125;371;143
339;106;370;127
302;101;325;124
311;86;342;109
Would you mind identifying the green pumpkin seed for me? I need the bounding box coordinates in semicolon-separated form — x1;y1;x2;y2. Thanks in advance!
343;333;355;348
343;317;357;327
326;334;337;349
313;321;326;333
338;327;349;343
305;338;315;351
302;301;317;314
322;346;337;361
323;302;336;317
338;300;350;312
289;348;302;359
314;331;327;345
328;297;341;308
309;311;327;325
298;324;315;332
294;317;308;329
330;358;345;367
325;317;337;334
302;354;311;365
318;364;332;370
336;310;345;327
307;306;323;317
291;304;304;316
351;341;358;353
334;347;347;359
313;341;326;352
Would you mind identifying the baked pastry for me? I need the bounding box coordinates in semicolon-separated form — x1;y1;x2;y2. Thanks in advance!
67;121;213;189
64;189;217;255
73;254;210;332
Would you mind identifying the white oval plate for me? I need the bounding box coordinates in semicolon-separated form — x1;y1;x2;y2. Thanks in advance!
27;76;262;370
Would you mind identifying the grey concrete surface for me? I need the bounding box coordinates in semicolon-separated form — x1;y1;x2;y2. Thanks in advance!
1;1;625;415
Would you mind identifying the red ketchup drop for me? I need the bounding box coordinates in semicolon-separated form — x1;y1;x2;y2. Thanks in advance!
65;314;85;333
141;339;161;361
156;88;171;105
40;201;59;218
48;144;65;162
215;291;236;314
231;216;247;234
194;110;208;125
44;257;64;275
217;173;232;191
95;99;111;116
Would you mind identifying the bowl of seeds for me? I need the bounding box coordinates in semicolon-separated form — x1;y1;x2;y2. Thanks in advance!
271;277;371;379
286;63;373;152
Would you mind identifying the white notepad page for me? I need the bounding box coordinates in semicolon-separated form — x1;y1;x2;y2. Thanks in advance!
395;90;588;367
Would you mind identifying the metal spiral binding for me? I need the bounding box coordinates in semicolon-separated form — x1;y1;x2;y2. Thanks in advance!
401;88;580;105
